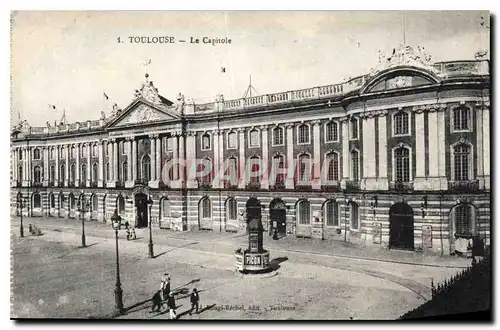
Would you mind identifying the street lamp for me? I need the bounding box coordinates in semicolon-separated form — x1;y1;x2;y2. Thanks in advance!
147;195;154;258
17;194;28;238
78;198;90;247
111;209;124;315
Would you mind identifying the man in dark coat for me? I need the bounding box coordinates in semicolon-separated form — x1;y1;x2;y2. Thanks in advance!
151;290;163;312
189;288;200;315
167;294;177;319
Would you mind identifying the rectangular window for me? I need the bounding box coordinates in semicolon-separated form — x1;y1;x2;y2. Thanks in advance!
202;134;211;150
325;122;338;142
453;107;471;132
298;125;310;144
273;127;284;146
227;132;237;149
351;152;359;181
350;203;359;230
249;130;260;148
350;118;358;140
326;202;339;226
394;112;409;136
298;201;310;225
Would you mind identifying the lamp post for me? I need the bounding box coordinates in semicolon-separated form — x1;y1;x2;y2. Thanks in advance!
111;209;124;315
17;194;28;238
78;198;90;247
147;195;154;258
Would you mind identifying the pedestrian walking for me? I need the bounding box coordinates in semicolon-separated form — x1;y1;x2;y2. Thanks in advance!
126;227;131;240
160;273;171;301
131;228;136;240
167;294;177;319
189;288;200;315
151;290;163;313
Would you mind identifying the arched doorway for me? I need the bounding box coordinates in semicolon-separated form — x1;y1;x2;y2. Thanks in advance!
389;202;414;250
270;198;287;238
135;193;149;228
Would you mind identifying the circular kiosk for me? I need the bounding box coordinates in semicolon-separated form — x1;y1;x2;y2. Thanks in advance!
235;217;271;274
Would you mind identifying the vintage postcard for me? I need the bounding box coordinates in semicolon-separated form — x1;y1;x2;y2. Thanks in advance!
10;10;491;320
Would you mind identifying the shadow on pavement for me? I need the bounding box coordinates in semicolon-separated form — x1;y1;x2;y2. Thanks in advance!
177;303;216;319
269;256;288;271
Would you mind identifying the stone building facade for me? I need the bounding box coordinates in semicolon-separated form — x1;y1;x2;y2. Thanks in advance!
11;47;491;255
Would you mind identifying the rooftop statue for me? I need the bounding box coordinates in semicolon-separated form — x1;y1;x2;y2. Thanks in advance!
371;44;436;76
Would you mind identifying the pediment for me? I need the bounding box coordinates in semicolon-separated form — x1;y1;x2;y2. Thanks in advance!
108;100;180;128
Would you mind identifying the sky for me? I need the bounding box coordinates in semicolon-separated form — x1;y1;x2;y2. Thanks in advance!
11;10;490;127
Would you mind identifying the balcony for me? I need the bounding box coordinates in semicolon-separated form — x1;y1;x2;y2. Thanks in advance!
321;183;341;192
116;181;125;188
295;184;312;191
246;181;261;190
32;181;43;188
223;182;238;189
79;181;87;188
448;180;480;193
90;182;98;188
389;181;414;192
199;181;212;189
269;182;286;191
345;180;361;192
134;178;149;186
67;182;75;188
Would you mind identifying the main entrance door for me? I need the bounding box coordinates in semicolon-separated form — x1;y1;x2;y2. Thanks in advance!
389;202;414;250
135;193;148;228
270;199;287;238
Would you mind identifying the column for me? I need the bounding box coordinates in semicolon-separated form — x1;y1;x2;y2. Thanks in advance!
377;112;388;190
132;137;138;182
311;121;321;189
238;128;246;189
362;115;377;190
41;147;47;186
113;139;119;184
64;145;69;186
261;126;269;189
149;135;157;188
86;143;91;187
212;130;220;188
437;109;447;189
75;144;80;186
413;110;426;190
155;135;161;183
476;106;484;189
125;137;133;188
11;149;16;184
483;105;490;189
27;147;32;183
428;109;439;186
186;132;197;188
55;146;60;186
341;119;349;189
285;123;295;189
179;133;186;186
98;140;104;186
171;133;179;187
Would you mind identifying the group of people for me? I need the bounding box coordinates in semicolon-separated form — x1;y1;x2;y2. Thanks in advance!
124;221;136;241
151;273;200;319
28;223;42;236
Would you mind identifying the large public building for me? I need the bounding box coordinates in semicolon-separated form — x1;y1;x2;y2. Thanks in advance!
11;46;490;255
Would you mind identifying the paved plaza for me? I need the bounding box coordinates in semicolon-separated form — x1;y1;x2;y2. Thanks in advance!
11;216;471;320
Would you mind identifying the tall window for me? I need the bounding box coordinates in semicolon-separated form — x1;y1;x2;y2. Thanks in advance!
60;164;66;182
50;165;55;183
91;194;98;212
19;151;22;160
33;166;42;183
325;122;338;142
69;194;76;209
350;150;359;181
117;196;125;215
81;164;87;182
70;164;76;183
92;144;97;157
249;129;260;147
273;126;284;146
326;152;339;181
297;200;311;225
105;162;110;182
50;148;55;159
454;204;473;237
122;162;128;181
80;146;86;158
350;202;360;230
272;155;285;186
394;147;410;182
50;194;55;208
350;117;358;139
453;107;471;131
33;148;41;160
394;112;409;136
92;163;98;182
200;158;212;186
33;193;41;208
227;132;237;149
60;147;65;159
297;154;311;184
224;157;238;187
120;141;126;155
161;198;170;218
249;156;261;184
227;198;238;221
201;133;211;150
325;200;339;227
298;124;310;144
71;146;76;158
200;197;211;219
141;155;151;181
454;144;471;181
